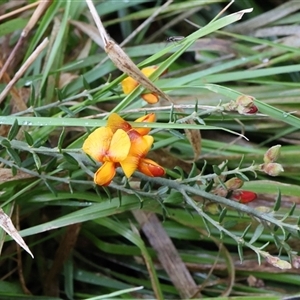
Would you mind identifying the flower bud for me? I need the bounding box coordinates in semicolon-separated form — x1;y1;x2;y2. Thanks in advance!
142;92;159;104
138;158;165;177
265;254;291;270
236;95;255;106
236;95;258;114
263;145;281;163
225;177;243;190
261;162;284;176
231;190;257;203
213;187;228;198
237;104;258;114
204;203;220;215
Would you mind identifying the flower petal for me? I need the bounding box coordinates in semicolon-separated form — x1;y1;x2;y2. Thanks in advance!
134;113;156;123
121;76;139;94
107;113;132;133
108;129;131;162
134;113;156;136
82;127;113;162
94;162;116;186
141;65;158;77
119;155;140;178
121;65;159;96
138;158;165;177
142;93;159;104
128;132;154;155
120;133;154;178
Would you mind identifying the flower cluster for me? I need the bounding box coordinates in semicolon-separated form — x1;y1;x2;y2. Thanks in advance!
82;113;165;186
259;144;283;176
223;177;256;203
223;94;258;114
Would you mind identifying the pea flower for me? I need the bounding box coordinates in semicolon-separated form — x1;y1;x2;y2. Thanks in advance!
82;113;165;186
121;66;160;104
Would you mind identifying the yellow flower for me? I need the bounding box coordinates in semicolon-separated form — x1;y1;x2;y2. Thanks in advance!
82;113;165;186
121;66;160;104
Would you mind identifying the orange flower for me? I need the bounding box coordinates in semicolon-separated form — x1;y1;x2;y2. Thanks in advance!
82;113;165;185
121;66;160;104
138;158;165;177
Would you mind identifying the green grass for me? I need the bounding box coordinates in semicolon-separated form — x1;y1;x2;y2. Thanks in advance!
0;0;300;299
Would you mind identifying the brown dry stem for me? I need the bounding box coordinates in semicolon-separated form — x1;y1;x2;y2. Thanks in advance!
0;0;52;82
133;211;199;299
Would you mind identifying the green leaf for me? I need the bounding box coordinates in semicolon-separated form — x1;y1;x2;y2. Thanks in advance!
82;75;91;90
56;88;64;101
235;172;249;182
57;128;66;151
218;207;227;224
241;223;252;239
1;139;11;148
188;163;198;178
0;18;28;37
273;190;282;212
44;180;58;196
63;153;79;166
28;84;36;107
6;148;21;167
7;120;19;141
11;166;17;176
157;186;168;195
60;106;76;117
164;191;183;204
202;215;211;236
173;166;185;179
249;223;264;244
212;165;221;175
44;157;57;173
237;243;244;263
237;155;246;169
23;131;34;146
33;153;41;171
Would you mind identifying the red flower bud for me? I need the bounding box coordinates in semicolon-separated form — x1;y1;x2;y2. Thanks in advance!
231;190;257;204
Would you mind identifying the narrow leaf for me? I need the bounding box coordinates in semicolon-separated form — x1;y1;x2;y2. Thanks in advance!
82;75;90;90
7;120;19;141
273;190;281;212
56;88;64;101
24;131;34;146
218;207;227;224
235;172;249;182
33;153;41;171
241;223;252;239
237;243;244;263
57;127;66;151
249;223;264;244
212;165;221;175
60;106;75;117
1;139;11;148
44;180;57;196
63;153;79;166
6;148;22;167
202;216;211;236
